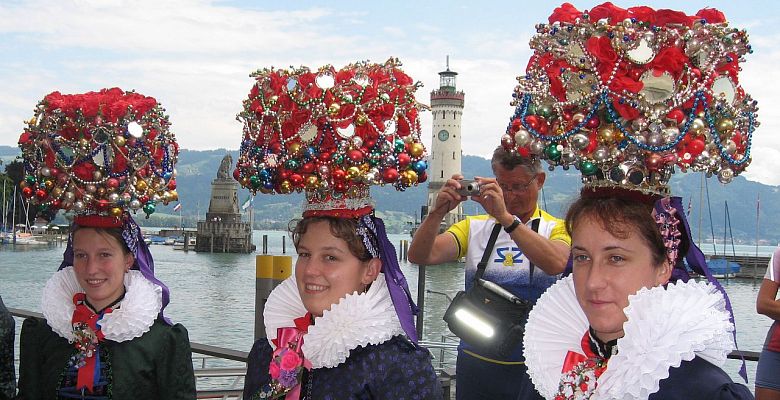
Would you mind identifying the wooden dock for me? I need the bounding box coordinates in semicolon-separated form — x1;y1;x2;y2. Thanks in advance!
711;254;770;279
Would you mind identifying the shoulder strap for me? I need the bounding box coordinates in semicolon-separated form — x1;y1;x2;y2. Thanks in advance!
528;218;541;282
473;223;502;282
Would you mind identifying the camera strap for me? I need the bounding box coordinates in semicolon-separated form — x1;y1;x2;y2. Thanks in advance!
473;224;502;282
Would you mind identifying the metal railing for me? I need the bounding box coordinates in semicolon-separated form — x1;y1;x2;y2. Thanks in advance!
8;307;758;400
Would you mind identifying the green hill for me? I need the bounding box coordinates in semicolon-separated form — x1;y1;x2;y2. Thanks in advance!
1;145;777;241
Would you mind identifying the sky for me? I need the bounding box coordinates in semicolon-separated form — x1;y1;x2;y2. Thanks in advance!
2;0;780;184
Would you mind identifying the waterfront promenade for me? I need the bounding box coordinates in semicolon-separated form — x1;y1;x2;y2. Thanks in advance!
1;232;774;395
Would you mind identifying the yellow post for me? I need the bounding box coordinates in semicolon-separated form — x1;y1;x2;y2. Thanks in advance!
254;255;275;340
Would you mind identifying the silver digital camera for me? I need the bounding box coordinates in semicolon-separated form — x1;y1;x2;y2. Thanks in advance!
456;179;481;196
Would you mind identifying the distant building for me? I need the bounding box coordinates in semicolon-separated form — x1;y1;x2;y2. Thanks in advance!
195;154;255;253
427;56;465;228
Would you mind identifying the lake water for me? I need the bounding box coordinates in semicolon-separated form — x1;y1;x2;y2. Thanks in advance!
1;231;776;393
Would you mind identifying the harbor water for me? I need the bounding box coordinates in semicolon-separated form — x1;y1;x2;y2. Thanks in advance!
1;230;776;392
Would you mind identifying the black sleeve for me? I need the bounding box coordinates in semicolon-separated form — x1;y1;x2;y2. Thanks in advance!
16;318;45;400
373;338;443;400
156;323;197;400
243;339;274;400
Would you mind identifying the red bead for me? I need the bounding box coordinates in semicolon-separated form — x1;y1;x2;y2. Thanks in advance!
35;189;47;200
332;169;346;181
382;168;399;183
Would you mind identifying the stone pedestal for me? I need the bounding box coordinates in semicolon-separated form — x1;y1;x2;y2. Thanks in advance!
195;155;255;253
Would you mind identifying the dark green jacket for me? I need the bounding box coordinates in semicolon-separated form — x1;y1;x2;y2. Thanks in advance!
16;316;195;400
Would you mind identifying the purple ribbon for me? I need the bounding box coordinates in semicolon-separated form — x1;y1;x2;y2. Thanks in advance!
59;213;172;324
661;196;747;382
361;215;419;344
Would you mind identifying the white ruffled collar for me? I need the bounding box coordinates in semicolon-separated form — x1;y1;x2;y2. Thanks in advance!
524;275;735;400
264;272;405;368
42;267;163;343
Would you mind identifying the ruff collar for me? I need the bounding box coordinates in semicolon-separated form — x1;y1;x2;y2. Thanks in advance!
524;275;735;400
42;267;163;343
264;272;405;368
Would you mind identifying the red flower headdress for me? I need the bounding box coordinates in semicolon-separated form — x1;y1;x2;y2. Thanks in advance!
234;58;428;217
18;88;178;218
504;2;758;195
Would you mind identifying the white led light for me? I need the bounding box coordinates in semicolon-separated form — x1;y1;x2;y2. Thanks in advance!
454;308;495;338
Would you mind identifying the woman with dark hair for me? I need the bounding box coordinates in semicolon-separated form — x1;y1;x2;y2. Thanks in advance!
236;59;441;399
16;88;196;399
500;3;760;398
242;214;441;399
524;193;753;399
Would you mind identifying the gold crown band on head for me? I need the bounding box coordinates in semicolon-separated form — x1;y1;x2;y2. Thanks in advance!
503;3;758;196
18;88;178;218
234;57;428;217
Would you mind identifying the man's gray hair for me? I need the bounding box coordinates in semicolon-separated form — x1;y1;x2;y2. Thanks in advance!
490;146;544;175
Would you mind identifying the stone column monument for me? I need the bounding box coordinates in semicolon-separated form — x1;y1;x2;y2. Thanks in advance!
195;154;255;253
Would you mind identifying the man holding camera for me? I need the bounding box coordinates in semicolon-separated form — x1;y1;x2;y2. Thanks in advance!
408;146;570;400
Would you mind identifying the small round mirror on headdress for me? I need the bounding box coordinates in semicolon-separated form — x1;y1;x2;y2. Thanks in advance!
712;75;737;105
18;88;178;219
504;3;758;196
235;58;428;217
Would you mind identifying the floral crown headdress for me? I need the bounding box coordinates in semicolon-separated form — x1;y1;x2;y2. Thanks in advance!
18;87;178;221
503;2;758;196
234;57;428;217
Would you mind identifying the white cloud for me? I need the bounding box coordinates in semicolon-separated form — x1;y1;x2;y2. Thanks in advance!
1;0;779;189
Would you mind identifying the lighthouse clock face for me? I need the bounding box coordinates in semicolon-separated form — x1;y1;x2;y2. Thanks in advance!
437;129;450;142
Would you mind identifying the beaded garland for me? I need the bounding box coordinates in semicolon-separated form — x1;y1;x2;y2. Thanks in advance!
18;88;178;217
234;58;428;215
503;3;759;195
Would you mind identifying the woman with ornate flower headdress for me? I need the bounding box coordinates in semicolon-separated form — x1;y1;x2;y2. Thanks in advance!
235;59;442;399
503;3;758;399
16;88;196;399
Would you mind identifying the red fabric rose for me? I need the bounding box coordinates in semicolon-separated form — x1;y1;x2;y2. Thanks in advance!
73;162;95;181
392;70;413;86
586;36;617;65
655;9;692;27
589;2;629;23
335;68;355;84
696;8;726;24
649;46;688;79
628;6;656;25
280;350;301;370
716;52;740;83
269;362;280;379
548;3;582;24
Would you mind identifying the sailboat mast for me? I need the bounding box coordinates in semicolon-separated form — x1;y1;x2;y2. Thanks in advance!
755;193;760;281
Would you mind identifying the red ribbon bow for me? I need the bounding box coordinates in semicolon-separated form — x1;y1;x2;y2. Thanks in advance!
71;293;113;393
270;313;314;400
561;331;608;377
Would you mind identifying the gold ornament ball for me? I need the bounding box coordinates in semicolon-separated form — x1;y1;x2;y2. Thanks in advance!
109;207;123;217
114;136;126;147
717;119;735;134
305;176;319;190
79;138;90;149
356;114;368;125
279;180;293;194
401;170;418;185
136;180;148;192
409;143;424;157
269;95;279;105
288;142;302;155
690;118;706;135
347;166;362;180
598;126;616;144
169;190;179;201
44;180;54;190
51;187;62;198
96;187;106;196
328;103;341;116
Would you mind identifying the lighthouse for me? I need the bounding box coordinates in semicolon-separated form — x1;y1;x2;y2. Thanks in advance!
427;57;465;228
